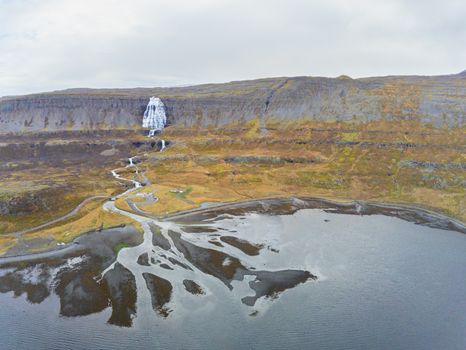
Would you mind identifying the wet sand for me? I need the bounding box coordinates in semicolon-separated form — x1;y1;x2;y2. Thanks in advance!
1;196;464;329
3;188;464;261
1;199;466;350
0;225;143;327
164;196;466;234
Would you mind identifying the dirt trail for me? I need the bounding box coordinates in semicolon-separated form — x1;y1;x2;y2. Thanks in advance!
6;195;108;238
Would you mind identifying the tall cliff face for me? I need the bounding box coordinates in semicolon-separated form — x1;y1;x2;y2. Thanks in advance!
0;95;148;133
0;73;465;134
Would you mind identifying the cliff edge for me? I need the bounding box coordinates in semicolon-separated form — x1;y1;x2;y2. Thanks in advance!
1;72;465;134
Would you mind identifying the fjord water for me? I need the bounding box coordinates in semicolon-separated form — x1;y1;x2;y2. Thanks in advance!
1;208;466;350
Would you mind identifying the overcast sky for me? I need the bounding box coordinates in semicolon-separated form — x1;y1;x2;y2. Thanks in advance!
0;0;465;96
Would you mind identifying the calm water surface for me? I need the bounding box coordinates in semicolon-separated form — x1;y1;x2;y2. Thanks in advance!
1;208;465;350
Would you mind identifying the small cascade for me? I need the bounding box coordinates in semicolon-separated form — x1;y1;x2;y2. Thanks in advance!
110;157;142;195
102;151;318;325
127;157;138;174
143;97;166;137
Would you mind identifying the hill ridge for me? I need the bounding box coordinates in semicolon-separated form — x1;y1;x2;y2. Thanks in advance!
0;73;464;133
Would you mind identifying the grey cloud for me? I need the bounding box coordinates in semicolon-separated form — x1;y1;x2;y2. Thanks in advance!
0;0;465;97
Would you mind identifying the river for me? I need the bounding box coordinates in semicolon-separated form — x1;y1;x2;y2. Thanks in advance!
0;156;465;349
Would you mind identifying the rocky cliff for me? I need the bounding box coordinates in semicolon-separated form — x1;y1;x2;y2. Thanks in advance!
1;72;465;134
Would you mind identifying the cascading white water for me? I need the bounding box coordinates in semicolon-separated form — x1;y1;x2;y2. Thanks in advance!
160;140;166;152
143;97;166;137
102;151;316;325
109;157;142;199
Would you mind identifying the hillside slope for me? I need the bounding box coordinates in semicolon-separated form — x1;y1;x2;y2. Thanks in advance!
1;72;465;134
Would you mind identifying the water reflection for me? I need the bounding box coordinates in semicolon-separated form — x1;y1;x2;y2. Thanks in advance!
1;198;464;329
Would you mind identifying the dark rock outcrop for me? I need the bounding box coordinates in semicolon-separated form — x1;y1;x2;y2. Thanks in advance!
0;73;465;134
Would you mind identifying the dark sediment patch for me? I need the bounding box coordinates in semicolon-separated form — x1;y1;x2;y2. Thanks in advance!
167;257;192;270
55;260;109;317
240;270;317;306
220;236;263;256
168;199;306;224
167;229;316;303
167;230;247;289
0;225;143;327
150;224;171;250
104;262;138;327
137;253;150;266
181;226;219;233
160;263;173;270
0;268;50;304
166;197;466;235
183;279;205;295
143;273;172;318
208;240;224;247
75;225;143;267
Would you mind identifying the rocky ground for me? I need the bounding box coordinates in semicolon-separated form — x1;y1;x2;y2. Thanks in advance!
121;120;465;221
0;118;464;256
0;73;464;256
1;72;465;134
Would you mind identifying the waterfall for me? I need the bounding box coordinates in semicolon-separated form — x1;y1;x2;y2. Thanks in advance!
160;140;166;152
143;97;166;137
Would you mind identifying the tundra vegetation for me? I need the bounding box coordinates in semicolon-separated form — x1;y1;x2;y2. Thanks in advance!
0;118;464;256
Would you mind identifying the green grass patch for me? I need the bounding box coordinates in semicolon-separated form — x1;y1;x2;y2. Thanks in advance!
179;186;193;199
113;242;129;254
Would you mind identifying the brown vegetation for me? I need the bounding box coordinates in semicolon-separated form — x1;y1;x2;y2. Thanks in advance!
1;120;464;255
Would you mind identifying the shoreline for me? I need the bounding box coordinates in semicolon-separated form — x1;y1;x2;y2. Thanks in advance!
1;195;465;262
0;224;140;265
161;196;466;234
